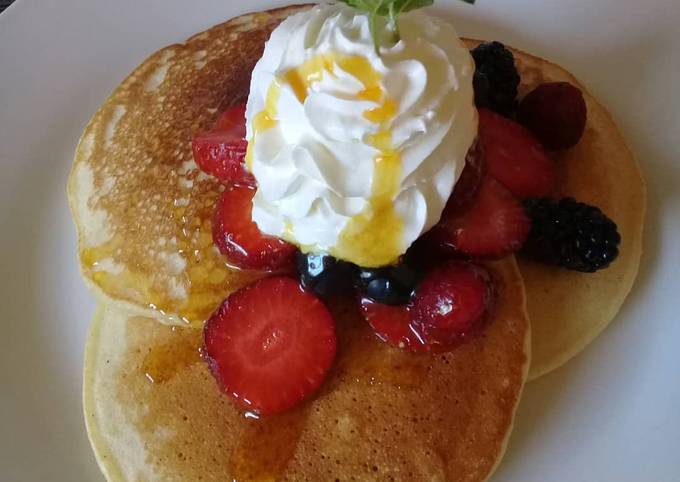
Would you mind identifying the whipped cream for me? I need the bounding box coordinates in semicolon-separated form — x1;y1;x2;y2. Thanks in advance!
245;3;477;267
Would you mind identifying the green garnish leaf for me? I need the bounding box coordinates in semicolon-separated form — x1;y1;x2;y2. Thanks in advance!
337;0;475;52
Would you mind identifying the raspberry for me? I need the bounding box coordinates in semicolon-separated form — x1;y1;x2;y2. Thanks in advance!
518;82;587;150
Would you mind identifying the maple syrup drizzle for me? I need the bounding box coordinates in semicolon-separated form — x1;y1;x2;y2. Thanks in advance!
230;407;310;481
225;303;432;481
141;327;202;383
129;298;436;480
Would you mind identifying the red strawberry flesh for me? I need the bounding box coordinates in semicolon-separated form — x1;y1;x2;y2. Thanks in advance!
411;261;494;348
478;108;556;199
192;104;255;186
405;143;487;268
425;176;530;259
359;298;427;352
212;185;297;271
203;277;337;415
443;141;486;215
359;262;495;353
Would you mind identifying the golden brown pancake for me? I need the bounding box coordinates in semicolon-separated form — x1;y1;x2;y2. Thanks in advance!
463;41;645;380
84;259;530;482
68;4;642;384
68;5;310;326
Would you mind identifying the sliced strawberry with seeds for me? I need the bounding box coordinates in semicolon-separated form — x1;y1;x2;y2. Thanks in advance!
427;176;530;259
411;261;494;348
359;298;427;352
203;277;337;416
212;185;297;271
443;140;487;215
405;144;487;269
478;108;556;199
358;261;495;353
192;104;255;186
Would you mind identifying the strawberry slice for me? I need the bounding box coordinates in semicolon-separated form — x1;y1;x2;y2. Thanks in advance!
478;108;556;198
405;144;486;269
359;298;427;352
358;261;494;352
443;140;486;215
411;261;494;348
212;185;297;271
426;176;530;259
192;104;255;186
203;277;337;415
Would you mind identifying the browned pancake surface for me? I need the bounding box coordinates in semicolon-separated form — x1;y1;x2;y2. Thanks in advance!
84;259;529;482
69;6;310;325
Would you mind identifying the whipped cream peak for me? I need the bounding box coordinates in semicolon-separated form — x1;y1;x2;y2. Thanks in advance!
245;3;477;267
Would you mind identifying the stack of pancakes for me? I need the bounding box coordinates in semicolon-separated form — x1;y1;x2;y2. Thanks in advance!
68;5;644;481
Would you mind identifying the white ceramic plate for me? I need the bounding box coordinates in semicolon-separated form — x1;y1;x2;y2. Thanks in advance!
1;0;679;480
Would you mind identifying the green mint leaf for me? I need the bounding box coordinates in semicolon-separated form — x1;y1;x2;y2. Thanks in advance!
392;0;434;14
337;0;474;52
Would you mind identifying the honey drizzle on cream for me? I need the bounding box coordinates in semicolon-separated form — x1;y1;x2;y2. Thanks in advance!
245;80;281;171
247;53;403;267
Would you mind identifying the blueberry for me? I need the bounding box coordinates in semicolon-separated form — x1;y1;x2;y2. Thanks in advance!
296;252;356;297
357;264;419;306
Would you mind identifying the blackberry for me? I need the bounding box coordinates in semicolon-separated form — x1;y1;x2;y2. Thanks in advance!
297;252;356;297
522;198;621;272
471;41;520;116
357;263;419;306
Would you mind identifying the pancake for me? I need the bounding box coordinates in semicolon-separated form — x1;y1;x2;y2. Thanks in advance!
68;6;643;379
84;259;530;482
68;5;309;326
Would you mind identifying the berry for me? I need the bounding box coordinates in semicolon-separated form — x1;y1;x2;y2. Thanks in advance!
444;140;486;215
192;104;255;186
411;262;494;348
357;263;419;306
471;41;520;116
407;143;488;269
478;108;557;199
297;252;356;297
212;186;297;271
358;298;427;352
403;236;446;273
426;176;531;259
358;262;495;352
523;197;621;272
518;82;587;150
203;277;337;415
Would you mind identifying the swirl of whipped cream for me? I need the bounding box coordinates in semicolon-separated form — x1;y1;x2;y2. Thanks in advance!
245;3;477;267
